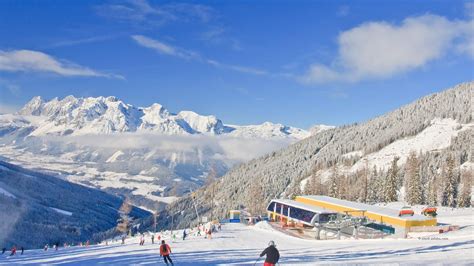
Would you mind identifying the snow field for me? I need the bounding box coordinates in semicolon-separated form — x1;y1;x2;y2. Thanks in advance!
2;207;473;265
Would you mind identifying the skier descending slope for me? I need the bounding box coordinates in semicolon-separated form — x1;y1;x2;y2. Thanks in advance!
259;241;280;266
159;240;174;266
9;246;16;256
182;229;187;240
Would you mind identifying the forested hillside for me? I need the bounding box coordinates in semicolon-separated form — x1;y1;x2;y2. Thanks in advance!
158;82;473;228
0;161;150;249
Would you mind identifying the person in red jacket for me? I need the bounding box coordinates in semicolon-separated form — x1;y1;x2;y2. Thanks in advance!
10;246;16;256
159;240;174;266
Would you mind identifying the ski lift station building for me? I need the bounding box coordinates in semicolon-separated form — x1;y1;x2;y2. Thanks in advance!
266;198;339;226
294;195;437;237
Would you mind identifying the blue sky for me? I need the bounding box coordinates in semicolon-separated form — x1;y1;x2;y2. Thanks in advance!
0;0;473;128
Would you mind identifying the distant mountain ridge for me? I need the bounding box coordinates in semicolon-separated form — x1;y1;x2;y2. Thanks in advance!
18;95;313;139
0;95;332;211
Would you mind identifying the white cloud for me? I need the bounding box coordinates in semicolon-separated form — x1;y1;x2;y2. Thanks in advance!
300;14;474;83
131;35;196;59
42;133;290;165
131;35;267;75
0;50;123;79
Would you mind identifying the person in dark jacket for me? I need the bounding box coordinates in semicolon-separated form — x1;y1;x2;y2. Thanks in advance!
259;241;280;266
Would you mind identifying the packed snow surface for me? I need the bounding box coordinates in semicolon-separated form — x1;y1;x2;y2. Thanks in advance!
351;118;472;171
2;207;473;265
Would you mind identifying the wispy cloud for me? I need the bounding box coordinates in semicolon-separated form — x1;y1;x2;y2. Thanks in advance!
131;35;198;60
96;0;215;27
132;35;267;75
97;1;240;50
39;133;292;165
0;50;124;79
299;14;474;84
50;35;116;48
199;26;242;51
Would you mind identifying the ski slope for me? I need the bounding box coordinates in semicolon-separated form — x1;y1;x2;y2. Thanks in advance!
1;207;473;265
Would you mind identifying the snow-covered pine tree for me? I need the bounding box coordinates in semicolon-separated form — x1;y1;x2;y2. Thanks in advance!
205;165;218;220
339;174;348;200
385;157;399;202
427;176;438;206
328;165;339;198
248;181;265;215
405;151;422;205
367;166;378;203
458;169;472;207
361;159;369;203
442;155;458;207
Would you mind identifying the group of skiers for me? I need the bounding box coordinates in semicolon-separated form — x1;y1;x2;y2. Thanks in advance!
153;223;279;266
156;239;280;266
1;224;281;266
1;246;24;256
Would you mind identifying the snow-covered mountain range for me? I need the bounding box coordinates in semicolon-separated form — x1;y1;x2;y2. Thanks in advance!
16;95;313;139
0;96;331;210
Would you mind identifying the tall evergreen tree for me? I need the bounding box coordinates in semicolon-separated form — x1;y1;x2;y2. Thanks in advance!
329;165;339;198
248;181;265;214
339;174;348;200
385;157;399;202
458;170;472;207
442;155;458;207
405;151;422;205
427;176;438;206
367;166;379;203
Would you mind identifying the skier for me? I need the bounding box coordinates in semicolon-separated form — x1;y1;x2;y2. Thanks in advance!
159;240;174;266
151;234;155;244
139;235;144;246
21;247;24;255
10;246;16;256
55;241;59;251
121;236;126;245
2;247;6;254
182;229;187;240
207;228;212;239
259;241;280;266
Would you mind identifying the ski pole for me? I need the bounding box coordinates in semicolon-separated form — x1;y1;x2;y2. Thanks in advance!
253;257;260;266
